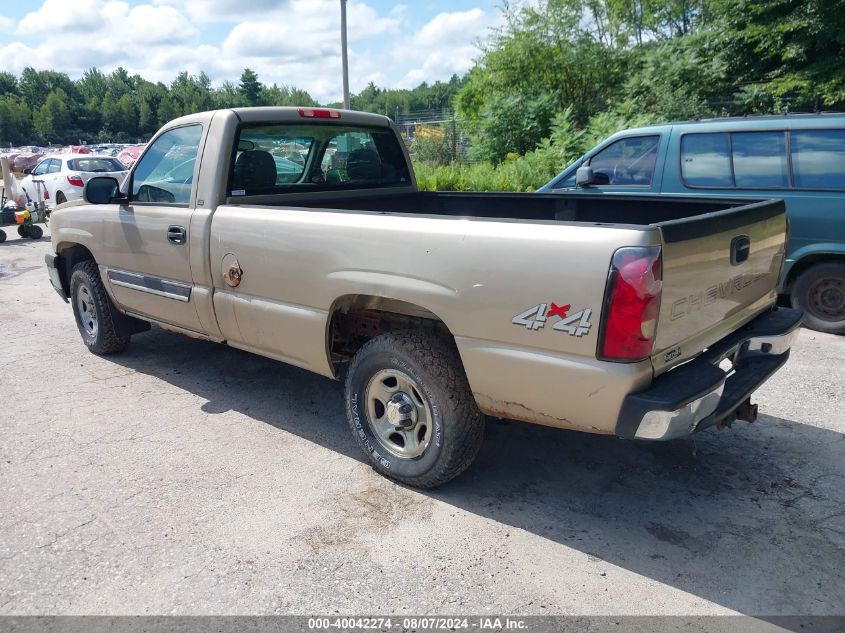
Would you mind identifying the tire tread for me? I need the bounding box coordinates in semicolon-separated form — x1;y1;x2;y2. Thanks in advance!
345;329;485;488
71;260;130;354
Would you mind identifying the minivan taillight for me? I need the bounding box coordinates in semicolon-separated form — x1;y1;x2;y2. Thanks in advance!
599;246;663;362
67;175;84;187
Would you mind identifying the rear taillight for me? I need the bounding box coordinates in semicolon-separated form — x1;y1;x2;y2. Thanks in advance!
43;190;50;200
67;175;84;187
599;246;663;362
298;107;341;119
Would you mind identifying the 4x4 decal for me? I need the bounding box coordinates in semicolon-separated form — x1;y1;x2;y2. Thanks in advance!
512;303;593;337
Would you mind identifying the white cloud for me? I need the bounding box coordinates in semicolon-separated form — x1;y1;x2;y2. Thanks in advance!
0;0;497;104
0;15;16;30
395;8;497;88
152;0;290;23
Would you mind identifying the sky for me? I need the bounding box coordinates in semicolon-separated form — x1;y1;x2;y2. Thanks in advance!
0;0;504;103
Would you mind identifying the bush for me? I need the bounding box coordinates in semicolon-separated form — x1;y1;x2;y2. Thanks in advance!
413;106;660;192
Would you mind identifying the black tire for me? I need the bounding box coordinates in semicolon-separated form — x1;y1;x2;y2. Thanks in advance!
790;262;845;335
344;330;485;488
69;260;130;354
17;224;29;238
0;230;5;243
55;192;67;205
27;224;42;239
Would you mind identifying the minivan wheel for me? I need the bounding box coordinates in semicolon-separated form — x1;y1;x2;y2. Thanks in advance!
70;260;130;354
791;262;845;335
344;330;485;488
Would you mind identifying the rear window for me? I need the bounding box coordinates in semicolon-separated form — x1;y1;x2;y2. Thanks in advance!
791;130;845;190
68;157;125;172
229;122;411;195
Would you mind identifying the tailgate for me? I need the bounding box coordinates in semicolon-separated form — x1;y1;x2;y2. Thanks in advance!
652;199;787;374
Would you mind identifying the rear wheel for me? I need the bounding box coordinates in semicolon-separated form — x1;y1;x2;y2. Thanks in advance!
17;225;29;238
0;230;6;243
344;330;485;488
27;224;43;239
790;262;845;335
55;191;67;206
70;260;130;354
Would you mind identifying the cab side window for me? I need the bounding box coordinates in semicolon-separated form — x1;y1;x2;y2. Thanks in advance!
131;124;202;205
588;135;659;186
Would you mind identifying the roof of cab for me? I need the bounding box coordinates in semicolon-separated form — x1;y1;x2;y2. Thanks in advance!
159;107;392;129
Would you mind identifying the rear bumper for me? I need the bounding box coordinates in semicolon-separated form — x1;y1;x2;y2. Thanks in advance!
615;307;803;440
45;251;68;302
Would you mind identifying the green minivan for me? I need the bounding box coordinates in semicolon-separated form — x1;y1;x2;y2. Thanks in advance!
539;114;845;334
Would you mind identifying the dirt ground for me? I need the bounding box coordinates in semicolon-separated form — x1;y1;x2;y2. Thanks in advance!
1;229;843;616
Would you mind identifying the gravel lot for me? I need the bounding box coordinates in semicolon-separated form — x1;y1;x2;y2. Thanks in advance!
1;230;843;616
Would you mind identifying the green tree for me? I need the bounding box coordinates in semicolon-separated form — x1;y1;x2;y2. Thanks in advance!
0;72;18;97
238;68;262;106
0;96;33;145
33;88;71;141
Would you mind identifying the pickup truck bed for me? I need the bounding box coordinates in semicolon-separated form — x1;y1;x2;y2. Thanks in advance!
285;190;754;225
45;106;802;488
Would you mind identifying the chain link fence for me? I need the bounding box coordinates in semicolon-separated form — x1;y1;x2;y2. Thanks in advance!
393;109;478;165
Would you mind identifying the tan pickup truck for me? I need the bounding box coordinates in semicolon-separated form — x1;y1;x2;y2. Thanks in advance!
46;107;802;487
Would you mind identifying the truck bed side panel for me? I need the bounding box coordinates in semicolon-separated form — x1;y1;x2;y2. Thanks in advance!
208;205;656;432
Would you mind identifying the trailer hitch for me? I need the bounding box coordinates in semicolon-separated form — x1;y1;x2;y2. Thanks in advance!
715;398;758;430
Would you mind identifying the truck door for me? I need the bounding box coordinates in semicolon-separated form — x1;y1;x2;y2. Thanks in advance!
98;124;205;333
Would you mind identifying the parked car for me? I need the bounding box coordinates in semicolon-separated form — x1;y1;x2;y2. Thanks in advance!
46;107;800;488
539;114;845;334
20;154;127;209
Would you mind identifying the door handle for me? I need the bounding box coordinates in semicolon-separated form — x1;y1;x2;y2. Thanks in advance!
167;225;187;245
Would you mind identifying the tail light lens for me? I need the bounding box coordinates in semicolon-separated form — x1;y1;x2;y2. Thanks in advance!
67;175;85;187
43;190;50;200
599;246;663;362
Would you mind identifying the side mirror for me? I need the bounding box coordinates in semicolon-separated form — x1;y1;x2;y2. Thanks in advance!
85;176;127;204
575;165;594;187
23;168;32;175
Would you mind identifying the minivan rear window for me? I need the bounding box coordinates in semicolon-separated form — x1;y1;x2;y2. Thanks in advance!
791;130;845;190
732;132;788;188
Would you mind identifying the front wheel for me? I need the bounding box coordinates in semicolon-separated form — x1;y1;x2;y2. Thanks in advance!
790;262;845;335
70;260;130;354
344;330;485;488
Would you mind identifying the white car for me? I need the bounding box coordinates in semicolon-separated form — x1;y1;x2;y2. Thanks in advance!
20;154;127;209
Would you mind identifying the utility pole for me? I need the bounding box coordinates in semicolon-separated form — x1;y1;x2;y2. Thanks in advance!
340;0;350;109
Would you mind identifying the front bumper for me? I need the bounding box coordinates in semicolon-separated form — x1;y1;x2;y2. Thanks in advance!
616;307;803;441
45;251;68;302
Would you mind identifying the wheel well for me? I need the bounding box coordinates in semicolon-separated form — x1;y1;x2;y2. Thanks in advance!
56;243;95;296
784;254;845;293
328;295;453;375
